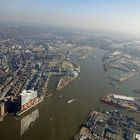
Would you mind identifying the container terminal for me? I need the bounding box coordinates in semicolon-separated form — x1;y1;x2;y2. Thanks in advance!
100;94;140;112
73;109;140;140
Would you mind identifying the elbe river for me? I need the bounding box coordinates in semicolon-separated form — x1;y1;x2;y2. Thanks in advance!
0;48;140;140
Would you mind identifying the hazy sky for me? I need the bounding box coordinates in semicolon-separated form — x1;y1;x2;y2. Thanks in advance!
0;0;140;35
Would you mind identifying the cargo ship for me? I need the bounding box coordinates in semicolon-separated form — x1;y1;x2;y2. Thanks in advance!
100;94;140;112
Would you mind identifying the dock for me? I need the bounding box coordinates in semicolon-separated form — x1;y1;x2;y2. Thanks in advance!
56;74;78;91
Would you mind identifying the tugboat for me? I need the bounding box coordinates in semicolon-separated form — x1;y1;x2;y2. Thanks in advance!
100;95;112;104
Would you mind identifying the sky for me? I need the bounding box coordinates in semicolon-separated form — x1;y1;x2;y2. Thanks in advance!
0;0;140;35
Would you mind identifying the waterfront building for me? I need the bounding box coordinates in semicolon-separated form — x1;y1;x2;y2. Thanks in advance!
20;90;37;111
0;101;5;120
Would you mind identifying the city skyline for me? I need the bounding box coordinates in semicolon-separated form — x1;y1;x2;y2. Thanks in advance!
0;0;140;35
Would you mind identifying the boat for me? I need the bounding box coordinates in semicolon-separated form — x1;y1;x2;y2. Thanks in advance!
67;99;79;104
67;99;75;104
60;95;63;98
46;93;54;98
50;117;53;121
100;95;112;104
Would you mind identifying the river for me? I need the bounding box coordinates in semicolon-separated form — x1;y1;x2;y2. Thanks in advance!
0;48;140;140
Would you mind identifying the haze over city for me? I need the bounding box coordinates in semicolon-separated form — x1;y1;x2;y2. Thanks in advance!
0;0;140;35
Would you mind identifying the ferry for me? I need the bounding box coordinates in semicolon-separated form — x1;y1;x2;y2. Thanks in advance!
67;99;75;104
67;99;79;104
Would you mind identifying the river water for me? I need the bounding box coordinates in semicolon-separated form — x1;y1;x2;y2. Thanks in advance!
0;48;140;140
